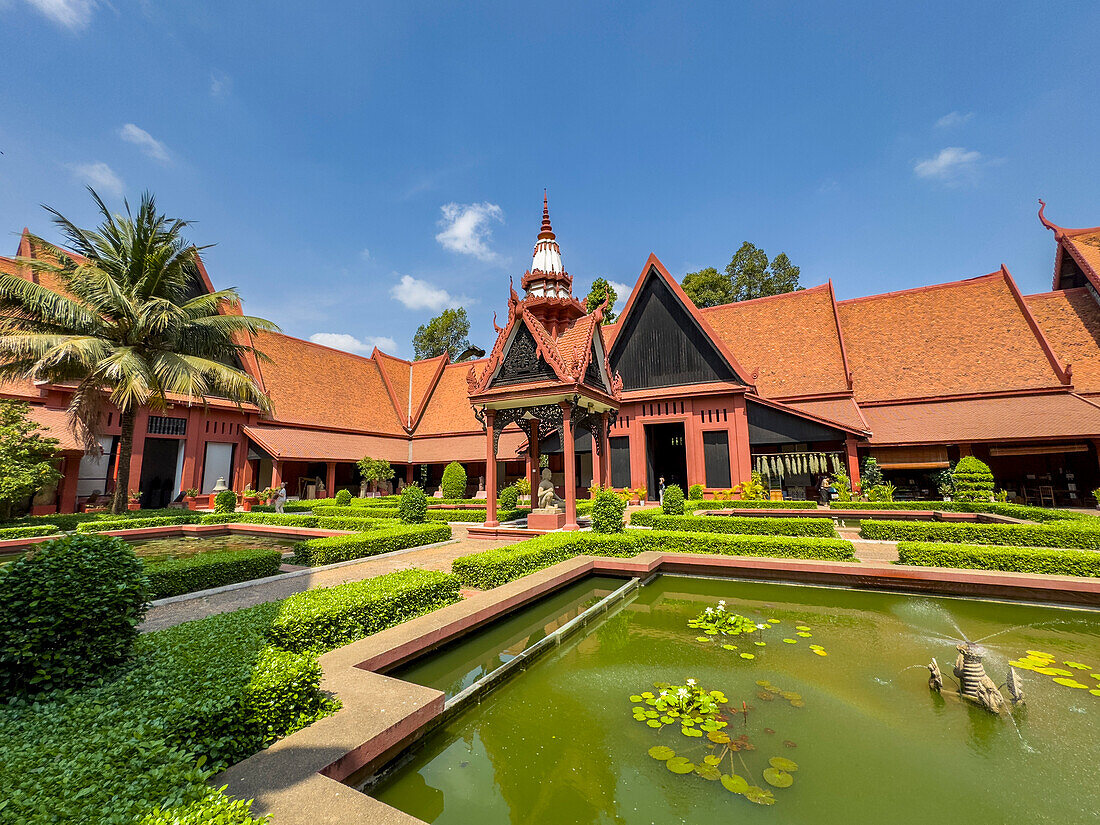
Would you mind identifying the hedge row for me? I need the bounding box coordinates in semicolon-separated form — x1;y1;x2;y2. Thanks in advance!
691;500;820;510
311;504;529;523
75;514;204;532
145;549;284;599
643;513;838;538
268;567;462;652
291;522;453;566
829;500;1094;523
896;541;1100;577
0;508;196;534
452;530;856;589
0;567;461;825
859;519;1100;550
197;512;395;532
0;524;61;540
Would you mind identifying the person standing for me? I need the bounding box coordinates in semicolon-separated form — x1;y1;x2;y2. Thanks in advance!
274;482;288;514
818;476;833;506
658;476;667;505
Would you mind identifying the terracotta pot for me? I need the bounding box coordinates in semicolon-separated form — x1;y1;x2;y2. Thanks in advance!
241;495;259;512
127;502;141;511
185;497;198;510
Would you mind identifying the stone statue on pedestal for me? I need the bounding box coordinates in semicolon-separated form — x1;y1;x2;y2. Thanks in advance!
537;467;563;511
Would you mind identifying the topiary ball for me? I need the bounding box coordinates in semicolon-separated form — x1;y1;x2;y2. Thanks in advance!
0;534;149;695
214;489;237;514
335;489;352;506
399;483;428;524
662;484;685;515
498;484;519;512
688;484;705;500
441;461;467;500
591;488;626;533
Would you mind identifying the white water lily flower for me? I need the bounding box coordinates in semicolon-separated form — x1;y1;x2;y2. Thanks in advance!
677;688;689;697
686;678;696;686
718;600;726;606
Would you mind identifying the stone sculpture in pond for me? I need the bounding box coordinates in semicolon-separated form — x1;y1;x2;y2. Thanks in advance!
927;643;1023;714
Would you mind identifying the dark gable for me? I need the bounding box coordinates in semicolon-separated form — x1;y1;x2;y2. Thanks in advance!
489;323;559;387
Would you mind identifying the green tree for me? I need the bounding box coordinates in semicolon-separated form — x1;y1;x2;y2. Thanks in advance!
0;189;275;514
357;456;394;492
0;400;61;521
413;307;471;360
681;266;735;308
727;242;803;302
584;277;618;323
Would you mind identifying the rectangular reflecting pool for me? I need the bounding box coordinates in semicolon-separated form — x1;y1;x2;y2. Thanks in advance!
369;575;1099;824
129;534;299;563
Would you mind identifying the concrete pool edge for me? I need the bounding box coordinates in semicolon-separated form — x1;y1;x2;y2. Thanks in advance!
214;552;1100;825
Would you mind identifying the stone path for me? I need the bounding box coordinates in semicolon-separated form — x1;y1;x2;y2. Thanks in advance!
139;525;514;633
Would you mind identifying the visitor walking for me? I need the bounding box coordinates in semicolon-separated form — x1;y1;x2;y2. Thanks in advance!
658;476;666;505
274;482;287;514
818;476;833;506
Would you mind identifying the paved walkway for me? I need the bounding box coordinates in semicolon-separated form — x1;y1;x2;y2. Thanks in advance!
140;525;514;633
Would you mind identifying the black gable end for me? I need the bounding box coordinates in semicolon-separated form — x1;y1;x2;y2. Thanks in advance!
584;342;607;391
489;323;558;387
746;399;847;444
609;267;744;390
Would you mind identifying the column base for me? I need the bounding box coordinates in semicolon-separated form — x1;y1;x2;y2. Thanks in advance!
527;510;566;530
484;520;500;528
563;522;580;531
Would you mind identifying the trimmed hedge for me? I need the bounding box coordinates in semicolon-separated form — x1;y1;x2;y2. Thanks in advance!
828;500;1094;523
0;508;200;534
268;568;461;652
859;519;1100;550
896;541;1100;577
291;522;452;566
0;524;60;540
707;500;820;509
645;513;839;538
452;530;856;589
312;503;530;523
145;549;284;599
0;567;467;825
201;512;322;527
75;514;204;532
632;506;823;527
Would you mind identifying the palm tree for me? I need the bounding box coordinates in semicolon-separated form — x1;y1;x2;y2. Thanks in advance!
0;189;277;514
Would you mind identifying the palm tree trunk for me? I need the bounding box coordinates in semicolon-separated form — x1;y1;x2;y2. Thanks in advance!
112;411;136;515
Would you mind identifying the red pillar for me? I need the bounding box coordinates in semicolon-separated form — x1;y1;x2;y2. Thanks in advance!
127;408;149;501
180;406;204;493
601;413;611;486
271;460;283;491
58;453;80;513
845;436;861;492
562;403;579;530
529;418;540;501
628;408;646;495
326;462;336;497
730;394;752;487
485;410;499;527
405;464;414;483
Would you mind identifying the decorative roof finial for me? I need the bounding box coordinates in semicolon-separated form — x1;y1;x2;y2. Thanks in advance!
539;190;555;240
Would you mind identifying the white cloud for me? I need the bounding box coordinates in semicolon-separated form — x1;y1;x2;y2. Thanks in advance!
210;71;231;98
309;332;397;356
609;281;631;299
389;274;472;311
935;111;974;129
67;161;123;196
435;201;504;262
360;247;371;261
913;147;983;183
24;0;97;30
119;123;170;163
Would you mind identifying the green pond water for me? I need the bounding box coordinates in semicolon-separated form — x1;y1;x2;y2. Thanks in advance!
370;575;1100;824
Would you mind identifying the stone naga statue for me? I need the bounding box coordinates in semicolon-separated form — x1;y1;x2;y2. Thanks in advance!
953;643;1006;714
537;467;563;510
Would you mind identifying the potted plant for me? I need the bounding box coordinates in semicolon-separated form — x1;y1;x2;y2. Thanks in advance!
184;488;200;510
127;489;141;510
1092;487;1100;511
632;485;647;505
241;487;260;512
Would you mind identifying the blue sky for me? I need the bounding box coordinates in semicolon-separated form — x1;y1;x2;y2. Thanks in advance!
2;1;1098;358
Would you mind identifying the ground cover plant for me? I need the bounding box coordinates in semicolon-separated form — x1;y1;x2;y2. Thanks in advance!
895;541;1100;577
452;531;855;589
859;519;1100;550
0;568;461;825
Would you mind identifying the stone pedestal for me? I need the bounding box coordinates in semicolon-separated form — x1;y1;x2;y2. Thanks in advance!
527;508;567;530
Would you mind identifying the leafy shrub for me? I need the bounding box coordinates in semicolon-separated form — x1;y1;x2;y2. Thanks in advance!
832;471;853;502
0;534;148;695
515;477;531;496
688;484;705;500
399;483;428;523
661;484;685;514
291;522;452;566
647;513;838;538
895;541;1100;577
865;482;896;503
735;472;768;501
952;456;995;502
859;519;1100;550
591;489;626;533
441;461;467;499
498;484;518;511
267;569;461;652
214;489;238;514
201;512;321;527
335;489;352;506
860;457;884;491
76;514;203;532
828;500;1093;522
146;549;283;599
630;501;818;525
0;523;60;540
452;531;856;589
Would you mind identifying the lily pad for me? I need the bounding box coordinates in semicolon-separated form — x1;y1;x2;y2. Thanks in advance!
646;719;662;727
1065;661;1092;670
629;695;643;702
796;625;812;631
695;764;721;780
740;652;755;660
721;644;738;651
783;638;798;644
809;644;824;650
1089;689;1100;697
648;745;675;760
768;618;781;623
1026;650;1054;659
797;631;813;638
1052;677;1090;689
757;690;775;701
813;649;828;656
1007;660;1034;670
743;785;777;805
720;773;749;794
666;756;695;774
703;754;723;766
770;756;799;771
763;767;794;788
696;636;712;642
754;641;767;647
755;680;772;686
1034;667;1061;675
682;727;704;737
708;731;731;743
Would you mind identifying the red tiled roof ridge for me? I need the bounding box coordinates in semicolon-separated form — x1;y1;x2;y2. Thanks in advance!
857;386;1074;407
1037;200;1100;238
697;282;831;313
999;264;1072;385
836;271;1004;305
1025;286;1091;300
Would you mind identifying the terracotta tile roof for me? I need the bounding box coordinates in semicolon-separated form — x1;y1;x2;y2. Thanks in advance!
1064;231;1100;283
416;362;486;435
26;405;84;452
783;396;869;432
701;285;850;397
412;429;526;463
837;272;1064;402
244;424;407;462
861;393;1100;444
0;378;45;400
375;351;413;426
1026;288;1100;394
252;332;405;435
